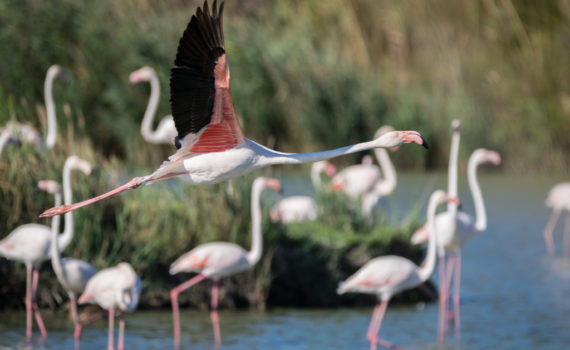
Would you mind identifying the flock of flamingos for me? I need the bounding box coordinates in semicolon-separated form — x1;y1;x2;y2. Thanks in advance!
1;1;569;349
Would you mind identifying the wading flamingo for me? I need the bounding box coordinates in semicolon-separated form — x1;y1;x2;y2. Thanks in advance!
543;183;570;256
78;262;141;350
270;160;336;223
338;190;458;350
331;155;381;199
130;66;178;145
40;0;427;219
0;65;67;151
411;147;501;340
169;177;281;348
45;157;98;342
0;156;88;340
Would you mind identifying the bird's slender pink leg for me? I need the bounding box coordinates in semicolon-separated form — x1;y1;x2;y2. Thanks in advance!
366;299;403;350
544;209;561;256
31;267;47;339
211;280;222;347
453;253;462;339
170;274;207;349
437;255;448;344
445;254;456;323
25;265;33;340
75;311;106;340
118;312;125;350
108;309;115;350
563;212;570;259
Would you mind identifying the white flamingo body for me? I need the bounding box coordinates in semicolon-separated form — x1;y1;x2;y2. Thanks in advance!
546;183;570;210
338;190;455;350
0;224;54;267
58;258;97;295
332;159;380;199
543;182;570;256
130;66;178;145
40;1;426;219
169;176;281;348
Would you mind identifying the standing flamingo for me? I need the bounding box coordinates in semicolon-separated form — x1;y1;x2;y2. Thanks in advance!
270;161;336;223
169;177;281;348
543;183;570;256
0;65;67;151
130;66;178;145
40;0;427;219
411;147;501;340
331;154;381;199
78;262;141;350
44;157;98;342
338;190;458;350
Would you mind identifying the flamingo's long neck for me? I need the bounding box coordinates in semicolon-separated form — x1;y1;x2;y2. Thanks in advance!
447;128;460;214
310;164;323;189
50;191;69;291
262;133;401;166
58;161;76;251
373;148;397;195
417;194;440;283
140;71;161;143
468;153;487;231
44;68;58;149
247;179;265;266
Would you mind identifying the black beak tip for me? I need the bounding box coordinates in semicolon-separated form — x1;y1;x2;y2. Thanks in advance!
421;137;429;149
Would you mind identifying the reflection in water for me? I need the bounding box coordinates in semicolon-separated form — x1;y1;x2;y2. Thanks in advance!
2;173;570;349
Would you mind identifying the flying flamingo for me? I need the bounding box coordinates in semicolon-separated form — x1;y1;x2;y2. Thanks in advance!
0;65;67;151
130;66;178;145
543;183;570;256
42;157;99;342
411;147;501;340
338;190;458;350
270;160;336;223
0;158;86;340
169;176;281;348
78;262;141;350
40;0;427;219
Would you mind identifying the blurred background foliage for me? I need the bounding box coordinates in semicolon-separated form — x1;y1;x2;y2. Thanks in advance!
0;0;568;309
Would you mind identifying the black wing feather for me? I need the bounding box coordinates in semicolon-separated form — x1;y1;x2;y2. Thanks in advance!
170;0;225;140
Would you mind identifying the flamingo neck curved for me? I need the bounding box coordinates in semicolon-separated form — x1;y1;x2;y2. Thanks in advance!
447;129;460;214
247;179;265;265
468;153;487;231
59;161;76;251
373;148;397;195
140;71;161;143
50;192;70;291
44;71;58;149
417;195;440;283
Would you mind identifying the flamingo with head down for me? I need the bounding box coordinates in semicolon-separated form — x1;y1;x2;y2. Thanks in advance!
40;0;427;219
543;183;570;257
169;176;281;348
270;160;336;223
338;190;458;350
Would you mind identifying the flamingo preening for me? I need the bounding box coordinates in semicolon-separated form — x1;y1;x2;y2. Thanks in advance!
0;65;67;153
0;156;86;340
338;190;458;350
130;66;178;145
543;182;570;257
169;177;281;348
270;160;336;223
40;0;427;219
44;157;98;342
78;262;141;350
411;145;501;341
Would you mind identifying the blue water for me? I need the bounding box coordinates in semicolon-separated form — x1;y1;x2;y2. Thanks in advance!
1;172;570;349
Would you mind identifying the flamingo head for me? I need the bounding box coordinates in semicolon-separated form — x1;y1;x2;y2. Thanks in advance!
66;155;92;175
48;64;69;84
451;119;461;132
485;150;502;166
376;130;428;149
37;180;61;195
129;66;153;84
324;162;336;177
265;178;283;194
411;227;430;245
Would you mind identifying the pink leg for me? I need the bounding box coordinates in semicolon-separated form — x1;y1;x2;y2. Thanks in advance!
108;309;115;350
118;312;125;350
75;311;105;340
31;267;47;339
171;274;207;349
453;253;462;339
544;209;561;256
211;280;222;347
445;255;456;323
563;212;570;259
366;301;387;350
25;265;33;340
437;255;448;344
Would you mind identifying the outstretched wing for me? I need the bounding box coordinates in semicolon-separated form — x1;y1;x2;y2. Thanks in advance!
170;0;245;154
